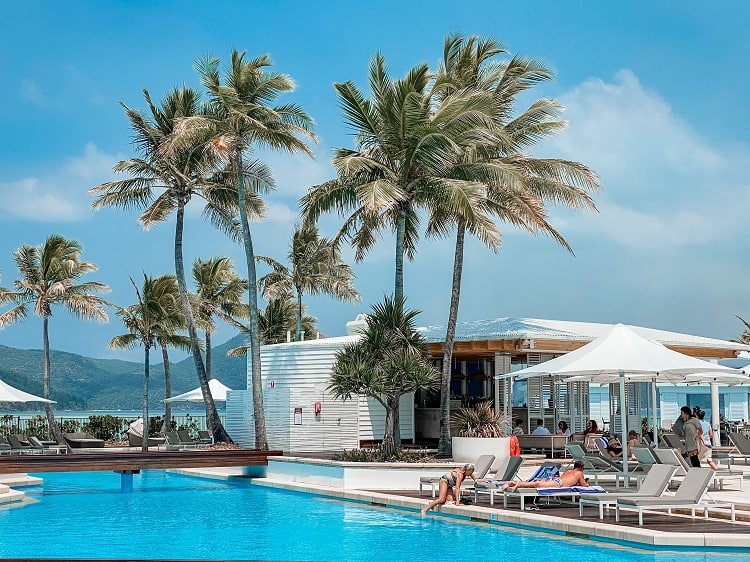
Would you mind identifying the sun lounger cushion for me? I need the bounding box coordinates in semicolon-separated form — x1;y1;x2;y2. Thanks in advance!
537;485;606;495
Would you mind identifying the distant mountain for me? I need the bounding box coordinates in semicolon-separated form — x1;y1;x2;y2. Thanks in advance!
0;334;249;410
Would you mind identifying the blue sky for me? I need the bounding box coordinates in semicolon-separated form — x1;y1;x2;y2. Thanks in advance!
1;1;749;362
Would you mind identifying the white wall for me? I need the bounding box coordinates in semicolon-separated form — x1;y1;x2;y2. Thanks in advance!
227;336;416;453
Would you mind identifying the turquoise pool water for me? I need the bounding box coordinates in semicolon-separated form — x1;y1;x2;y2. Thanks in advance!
0;471;744;561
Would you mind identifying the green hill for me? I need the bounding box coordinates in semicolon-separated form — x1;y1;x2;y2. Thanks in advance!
0;334;249;410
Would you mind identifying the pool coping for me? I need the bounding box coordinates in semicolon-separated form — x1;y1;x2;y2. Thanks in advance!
172;467;750;552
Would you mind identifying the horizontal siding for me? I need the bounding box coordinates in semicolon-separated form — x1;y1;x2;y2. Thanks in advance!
242;341;418;451
357;394;414;441
226;390;255;448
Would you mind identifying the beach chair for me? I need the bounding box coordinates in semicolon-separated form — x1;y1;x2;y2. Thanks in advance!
653;446;743;491
177;430;199;448
6;434;35;454
570;441;645;487
727;432;750;465
418;454;495;498
0;436;12;455
477;461;561;508
616;467;735;525
165;431;196;451
660;433;684;450
197;430;213;444
578;464;677;519
502;477;608;511
473;456;525;505
27;435;67;455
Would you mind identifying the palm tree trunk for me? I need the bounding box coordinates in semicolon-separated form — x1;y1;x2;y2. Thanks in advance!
161;343;172;434
42;316;63;444
295;291;303;341
205;331;212;379
142;345;150;452
438;225;466;458
174;201;231;443
394;207;406;303
235;151;268;450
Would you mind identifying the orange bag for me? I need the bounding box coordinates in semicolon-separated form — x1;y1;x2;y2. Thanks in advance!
509;434;520;457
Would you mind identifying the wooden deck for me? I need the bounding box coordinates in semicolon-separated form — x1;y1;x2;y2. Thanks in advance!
0;449;283;474
389;488;747;533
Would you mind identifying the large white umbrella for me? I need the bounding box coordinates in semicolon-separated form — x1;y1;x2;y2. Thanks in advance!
502;324;745;480
163;378;233;403
0;378;55;403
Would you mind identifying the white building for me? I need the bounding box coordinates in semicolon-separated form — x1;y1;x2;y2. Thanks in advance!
226;316;749;450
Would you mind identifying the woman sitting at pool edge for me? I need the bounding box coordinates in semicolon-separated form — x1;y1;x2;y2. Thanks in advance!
421;464;475;516
500;461;588;492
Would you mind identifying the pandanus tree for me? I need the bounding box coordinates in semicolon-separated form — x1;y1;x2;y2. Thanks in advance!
429;34;600;456
300;54;497;304
191;256;249;379
327;296;440;456
89;86;242;443
257;223;359;341
0;235;110;443
188;50;317;449
110;274;191;451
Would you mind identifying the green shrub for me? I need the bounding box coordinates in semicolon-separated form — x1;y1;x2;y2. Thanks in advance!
0;414;16;436
24;415;51;439
451;401;510;438
82;415;127;440
60;419;81;434
177;414;199;437
333;447;434;463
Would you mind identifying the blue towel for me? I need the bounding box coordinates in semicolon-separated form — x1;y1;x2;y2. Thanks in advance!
537;485;606;495
529;465;560;481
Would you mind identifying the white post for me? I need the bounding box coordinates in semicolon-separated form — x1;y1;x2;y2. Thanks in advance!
286;331;291;343
711;382;720;446
619;372;629;486
651;379;659;448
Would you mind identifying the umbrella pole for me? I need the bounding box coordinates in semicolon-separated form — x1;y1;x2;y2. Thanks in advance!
651;379;659;448
619;371;629;487
711;382;720;446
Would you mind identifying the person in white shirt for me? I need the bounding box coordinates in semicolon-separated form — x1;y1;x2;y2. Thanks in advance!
531;419;551;435
556;420;571;435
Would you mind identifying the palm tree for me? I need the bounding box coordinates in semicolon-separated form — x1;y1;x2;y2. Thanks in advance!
736;316;750;345
257;224;359;341
0;234;110;443
89;86;240;443
110;274;189;451
193;50;317;450
300;53;496;303
227;298;319;357
327;296;440;456
191;256;249;379
429;34;600;456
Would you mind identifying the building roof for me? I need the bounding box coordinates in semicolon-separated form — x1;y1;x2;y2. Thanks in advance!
264;316;748;354
416;317;748;353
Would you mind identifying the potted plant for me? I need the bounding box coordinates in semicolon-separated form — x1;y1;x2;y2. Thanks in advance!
450;401;511;472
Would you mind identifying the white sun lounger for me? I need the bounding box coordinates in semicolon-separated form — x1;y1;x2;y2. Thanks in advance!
502;485;607;511
418;454;495;498
578;464;676;519
615;467;735;526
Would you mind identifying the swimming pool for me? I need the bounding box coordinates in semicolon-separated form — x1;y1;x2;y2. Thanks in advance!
0;471;744;561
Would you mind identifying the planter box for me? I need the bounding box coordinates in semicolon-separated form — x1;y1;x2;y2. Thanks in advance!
451;436;510;472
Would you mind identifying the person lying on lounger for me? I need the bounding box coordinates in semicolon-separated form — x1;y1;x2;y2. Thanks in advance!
500;461;588;492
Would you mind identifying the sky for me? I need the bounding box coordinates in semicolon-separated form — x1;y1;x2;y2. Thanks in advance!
1;1;749;362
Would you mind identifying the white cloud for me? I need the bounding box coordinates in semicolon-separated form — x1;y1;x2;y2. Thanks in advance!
20;79;48;107
538;69;750;250
0;143;119;222
0;177;79;221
